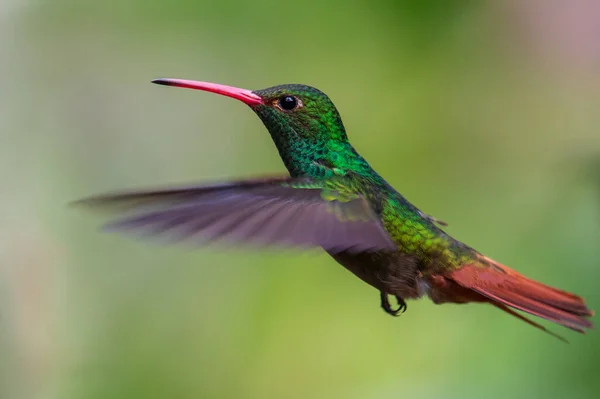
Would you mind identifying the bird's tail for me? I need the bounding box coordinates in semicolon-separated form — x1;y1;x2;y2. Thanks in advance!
449;256;593;341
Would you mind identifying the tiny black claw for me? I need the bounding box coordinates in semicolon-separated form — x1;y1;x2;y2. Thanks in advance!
380;292;407;316
395;295;407;314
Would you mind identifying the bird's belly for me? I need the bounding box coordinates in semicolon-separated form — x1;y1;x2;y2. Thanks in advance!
327;250;425;299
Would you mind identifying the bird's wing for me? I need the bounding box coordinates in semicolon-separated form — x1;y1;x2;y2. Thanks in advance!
418;211;448;227
73;175;396;254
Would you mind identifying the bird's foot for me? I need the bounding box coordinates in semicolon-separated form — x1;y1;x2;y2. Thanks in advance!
380;292;407;316
394;295;407;314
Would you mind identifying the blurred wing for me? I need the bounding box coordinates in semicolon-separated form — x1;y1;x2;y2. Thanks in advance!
418;211;448;227
74;176;396;253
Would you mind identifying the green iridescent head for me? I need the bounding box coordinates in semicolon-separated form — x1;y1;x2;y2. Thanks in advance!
252;84;348;142
152;78;355;176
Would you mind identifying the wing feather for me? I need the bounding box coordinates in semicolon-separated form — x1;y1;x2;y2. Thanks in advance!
75;176;396;253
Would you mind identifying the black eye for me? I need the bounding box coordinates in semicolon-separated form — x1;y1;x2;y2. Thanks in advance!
279;95;298;111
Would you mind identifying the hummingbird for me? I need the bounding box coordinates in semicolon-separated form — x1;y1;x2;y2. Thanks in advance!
77;78;593;341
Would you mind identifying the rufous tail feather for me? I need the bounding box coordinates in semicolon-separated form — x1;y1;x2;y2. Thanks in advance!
450;257;593;341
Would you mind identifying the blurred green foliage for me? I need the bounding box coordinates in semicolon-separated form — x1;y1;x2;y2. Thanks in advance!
1;1;599;398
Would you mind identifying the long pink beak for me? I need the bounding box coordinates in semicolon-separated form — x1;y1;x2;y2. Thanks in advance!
152;78;263;106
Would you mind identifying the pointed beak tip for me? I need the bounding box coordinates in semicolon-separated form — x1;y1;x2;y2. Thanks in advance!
152;78;173;86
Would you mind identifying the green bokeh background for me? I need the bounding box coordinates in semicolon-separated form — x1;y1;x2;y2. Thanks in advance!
1;1;599;398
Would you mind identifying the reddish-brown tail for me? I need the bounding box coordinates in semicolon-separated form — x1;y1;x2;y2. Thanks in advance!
450;257;593;341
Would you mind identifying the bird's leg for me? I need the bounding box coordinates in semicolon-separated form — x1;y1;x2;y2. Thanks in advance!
380;292;407;316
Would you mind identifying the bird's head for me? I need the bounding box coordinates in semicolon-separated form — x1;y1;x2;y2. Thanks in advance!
152;78;351;175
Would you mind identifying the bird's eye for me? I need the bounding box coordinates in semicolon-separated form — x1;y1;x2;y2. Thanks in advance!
278;95;298;111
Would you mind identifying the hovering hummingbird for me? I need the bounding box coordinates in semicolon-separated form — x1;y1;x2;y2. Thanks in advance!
77;78;593;341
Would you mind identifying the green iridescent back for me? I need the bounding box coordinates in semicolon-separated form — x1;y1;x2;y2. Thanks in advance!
380;196;476;270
